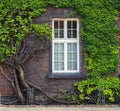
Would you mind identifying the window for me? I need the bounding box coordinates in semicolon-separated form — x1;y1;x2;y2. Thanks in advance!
52;18;80;73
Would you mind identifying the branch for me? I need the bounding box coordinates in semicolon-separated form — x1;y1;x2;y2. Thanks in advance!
26;80;82;104
18;65;30;88
13;69;25;103
1;98;19;105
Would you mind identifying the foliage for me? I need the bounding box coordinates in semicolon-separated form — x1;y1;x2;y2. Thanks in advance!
74;77;120;104
0;0;51;62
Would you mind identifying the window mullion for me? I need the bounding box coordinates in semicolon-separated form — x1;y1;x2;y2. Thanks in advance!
52;20;54;39
58;21;60;38
71;21;73;38
64;20;67;39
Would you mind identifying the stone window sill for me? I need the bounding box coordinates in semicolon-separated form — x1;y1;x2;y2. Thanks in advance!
47;73;85;79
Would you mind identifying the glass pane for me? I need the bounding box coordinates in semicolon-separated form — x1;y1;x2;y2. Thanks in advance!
54;53;58;62
54;43;58;52
60;53;64;61
73;62;77;70
67;53;72;61
54;30;59;38
73;53;77;61
67;21;71;29
59;43;64;52
60;62;64;70
60;21;64;29
60;30;64;38
73;30;77;38
54;21;58;29
67;62;72;70
73;43;77;51
73;21;77;29
67;30;71;38
67;43;71;52
54;62;59;70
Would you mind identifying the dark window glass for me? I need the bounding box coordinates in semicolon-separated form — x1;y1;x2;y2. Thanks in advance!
73;21;77;29
67;21;71;29
60;21;64;29
60;30;64;38
67;30;71;38
54;30;58;38
54;21;58;29
73;30;77;38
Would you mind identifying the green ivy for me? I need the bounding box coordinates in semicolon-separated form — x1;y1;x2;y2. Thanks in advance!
74;77;120;104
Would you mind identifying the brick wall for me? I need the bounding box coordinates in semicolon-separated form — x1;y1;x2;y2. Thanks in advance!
0;68;15;95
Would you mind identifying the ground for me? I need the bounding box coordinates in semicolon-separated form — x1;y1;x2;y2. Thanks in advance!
0;105;120;111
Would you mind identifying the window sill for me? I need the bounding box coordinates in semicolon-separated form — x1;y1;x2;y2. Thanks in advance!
47;73;85;79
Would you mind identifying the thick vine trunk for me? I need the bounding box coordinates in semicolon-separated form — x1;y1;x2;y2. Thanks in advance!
13;70;25;103
18;65;30;88
17;65;33;104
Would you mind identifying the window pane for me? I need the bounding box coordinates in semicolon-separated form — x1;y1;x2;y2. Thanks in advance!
73;30;77;38
73;21;77;29
60;62;64;70
54;62;59;70
54;53;58;62
67;30;71;38
54;43;58;52
60;30;64;38
67;43;72;52
54;30;59;38
67;53;72;61
73;53;77;61
60;53;64;60
73;43;77;51
67;21;71;29
67;62;72;70
73;62;77;70
60;21;64;29
54;21;58;29
59;43;64;52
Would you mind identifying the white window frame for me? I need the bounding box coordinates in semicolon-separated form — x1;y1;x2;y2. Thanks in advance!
52;18;80;73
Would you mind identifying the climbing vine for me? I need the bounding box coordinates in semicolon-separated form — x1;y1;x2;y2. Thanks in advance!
0;0;120;104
